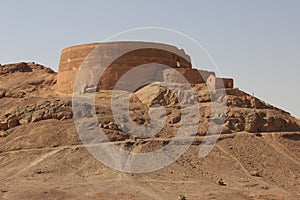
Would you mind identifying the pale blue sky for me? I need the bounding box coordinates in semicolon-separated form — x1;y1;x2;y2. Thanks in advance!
1;0;299;117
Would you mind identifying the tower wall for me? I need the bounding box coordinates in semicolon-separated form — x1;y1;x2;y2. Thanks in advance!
56;42;192;94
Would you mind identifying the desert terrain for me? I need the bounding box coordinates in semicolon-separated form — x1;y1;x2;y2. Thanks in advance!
0;62;299;200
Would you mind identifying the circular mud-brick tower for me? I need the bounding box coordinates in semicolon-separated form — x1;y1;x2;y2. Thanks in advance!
56;41;192;94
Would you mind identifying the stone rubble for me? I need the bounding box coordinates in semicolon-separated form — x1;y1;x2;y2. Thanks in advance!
0;99;72;131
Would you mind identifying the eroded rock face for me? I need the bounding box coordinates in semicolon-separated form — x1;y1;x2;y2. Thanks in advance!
134;82;300;134
0;62;54;74
0;62;57;101
0;100;73;131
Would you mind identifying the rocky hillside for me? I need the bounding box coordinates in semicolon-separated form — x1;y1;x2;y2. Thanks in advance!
0;62;299;200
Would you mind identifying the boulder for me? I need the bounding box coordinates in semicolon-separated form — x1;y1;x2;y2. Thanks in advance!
19;115;32;125
170;115;181;124
7;117;19;129
0;121;8;131
31;111;44;122
0;89;6;98
135;82;197;107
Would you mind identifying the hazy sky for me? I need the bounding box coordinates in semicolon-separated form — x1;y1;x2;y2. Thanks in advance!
1;0;299;117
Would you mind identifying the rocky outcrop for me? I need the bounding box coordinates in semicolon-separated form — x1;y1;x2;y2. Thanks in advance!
224;108;299;133
134;82;300;134
0;62;57;100
0;100;72;131
0;62;54;74
135;82;198;106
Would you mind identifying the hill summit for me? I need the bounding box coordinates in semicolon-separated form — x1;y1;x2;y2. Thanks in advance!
0;42;299;199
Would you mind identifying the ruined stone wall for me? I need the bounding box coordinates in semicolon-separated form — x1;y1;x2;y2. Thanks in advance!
216;78;234;89
163;68;215;85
